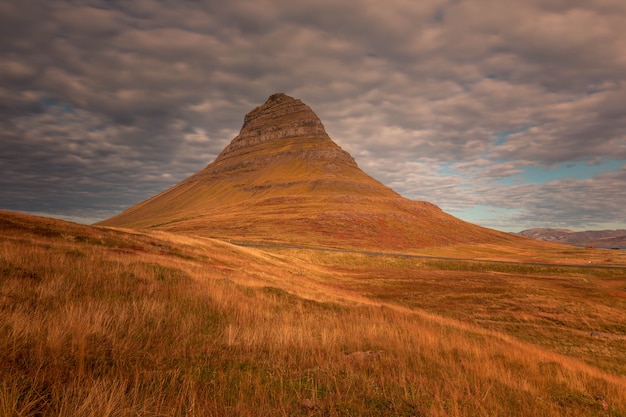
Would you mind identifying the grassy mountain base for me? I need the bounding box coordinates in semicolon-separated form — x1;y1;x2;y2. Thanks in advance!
2;211;626;416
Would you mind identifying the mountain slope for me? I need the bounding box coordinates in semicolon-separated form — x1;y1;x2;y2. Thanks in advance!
99;93;525;250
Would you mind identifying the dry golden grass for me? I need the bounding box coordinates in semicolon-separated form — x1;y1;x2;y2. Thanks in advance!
2;211;626;416
277;247;626;375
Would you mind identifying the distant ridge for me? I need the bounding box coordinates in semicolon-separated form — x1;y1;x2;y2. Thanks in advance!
519;228;626;247
99;93;528;250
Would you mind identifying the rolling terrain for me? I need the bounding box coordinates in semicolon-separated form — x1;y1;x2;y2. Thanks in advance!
2;210;626;416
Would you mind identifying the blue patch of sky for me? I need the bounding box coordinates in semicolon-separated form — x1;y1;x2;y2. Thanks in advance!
437;162;475;187
448;205;522;232
40;97;59;107
39;97;111;134
493;125;531;146
494;133;507;146
438;162;457;176
495;160;624;186
492;176;519;186
40;97;75;113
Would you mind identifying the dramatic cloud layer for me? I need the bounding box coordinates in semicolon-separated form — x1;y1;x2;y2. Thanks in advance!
2;0;625;231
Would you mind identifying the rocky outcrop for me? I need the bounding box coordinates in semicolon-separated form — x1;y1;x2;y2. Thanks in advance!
221;93;327;152
213;93;357;169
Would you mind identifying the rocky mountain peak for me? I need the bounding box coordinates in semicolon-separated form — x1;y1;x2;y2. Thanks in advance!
240;93;318;130
214;93;355;167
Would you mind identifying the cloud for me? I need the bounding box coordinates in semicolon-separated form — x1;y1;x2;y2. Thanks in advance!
480;164;626;230
1;0;625;231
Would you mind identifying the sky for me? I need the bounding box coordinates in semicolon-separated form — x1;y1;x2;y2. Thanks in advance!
1;0;626;232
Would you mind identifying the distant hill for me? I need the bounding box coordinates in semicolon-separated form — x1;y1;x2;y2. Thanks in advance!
519;228;626;247
99;93;540;251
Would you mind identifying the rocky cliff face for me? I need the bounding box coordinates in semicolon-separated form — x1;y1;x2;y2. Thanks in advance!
212;93;357;172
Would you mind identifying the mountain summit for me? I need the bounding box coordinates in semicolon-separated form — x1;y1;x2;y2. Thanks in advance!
186;93;377;191
99;93;517;250
215;92;356;168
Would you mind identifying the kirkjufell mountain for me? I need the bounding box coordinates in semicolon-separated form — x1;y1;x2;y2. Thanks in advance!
99;93;521;250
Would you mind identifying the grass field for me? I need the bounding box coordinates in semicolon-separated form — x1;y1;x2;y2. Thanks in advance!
2;211;626;416
279;248;626;376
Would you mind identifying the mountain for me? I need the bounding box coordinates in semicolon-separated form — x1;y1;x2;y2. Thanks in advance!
519;228;626;247
99;93;525;250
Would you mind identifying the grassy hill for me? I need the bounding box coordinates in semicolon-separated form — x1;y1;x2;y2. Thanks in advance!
3;210;626;416
98;93;529;252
